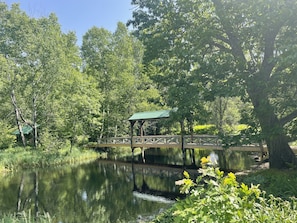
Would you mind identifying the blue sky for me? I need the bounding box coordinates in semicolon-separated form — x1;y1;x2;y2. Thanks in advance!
3;0;134;45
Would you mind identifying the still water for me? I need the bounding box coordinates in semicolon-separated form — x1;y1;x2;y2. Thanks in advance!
0;160;182;222
0;149;257;222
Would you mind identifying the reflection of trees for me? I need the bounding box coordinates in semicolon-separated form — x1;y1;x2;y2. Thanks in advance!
15;171;46;219
1;161;173;222
16;173;24;212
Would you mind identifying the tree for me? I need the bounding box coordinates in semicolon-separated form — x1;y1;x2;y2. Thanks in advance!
0;3;92;149
208;97;243;135
81;22;158;139
129;0;297;168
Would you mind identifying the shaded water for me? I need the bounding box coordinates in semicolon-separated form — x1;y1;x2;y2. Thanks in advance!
133;148;257;171
0;149;258;222
0;160;181;222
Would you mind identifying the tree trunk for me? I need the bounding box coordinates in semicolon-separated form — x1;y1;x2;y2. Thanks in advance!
11;90;26;147
247;82;297;169
16;173;24;212
34;171;39;219
32;94;38;149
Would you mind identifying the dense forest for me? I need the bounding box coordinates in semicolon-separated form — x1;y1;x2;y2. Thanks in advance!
1;1;297;169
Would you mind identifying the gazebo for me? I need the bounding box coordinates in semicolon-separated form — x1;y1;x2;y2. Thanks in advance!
128;109;176;162
128;109;172;137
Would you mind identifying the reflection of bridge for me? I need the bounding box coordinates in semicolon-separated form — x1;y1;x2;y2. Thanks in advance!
131;161;183;202
93;135;267;152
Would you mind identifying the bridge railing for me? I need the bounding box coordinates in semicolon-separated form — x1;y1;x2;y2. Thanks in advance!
96;134;266;151
97;137;129;145
184;135;221;147
133;135;181;146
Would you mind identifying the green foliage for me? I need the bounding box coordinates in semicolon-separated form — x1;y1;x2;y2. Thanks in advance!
0;211;51;223
0;121;15;149
0;147;101;171
130;0;297;168
38;129;64;151
240;169;297;200
193;124;217;135
81;22;158;139
154;157;297;223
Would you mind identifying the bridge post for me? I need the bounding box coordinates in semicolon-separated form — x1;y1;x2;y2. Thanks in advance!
182;135;186;167
180;120;187;167
130;121;136;161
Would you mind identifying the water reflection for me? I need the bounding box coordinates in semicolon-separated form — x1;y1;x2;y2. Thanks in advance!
0;161;180;222
133;148;256;171
0;149;257;222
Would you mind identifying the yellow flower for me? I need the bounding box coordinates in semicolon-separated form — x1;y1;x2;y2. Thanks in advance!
223;172;237;186
228;172;236;181
183;171;190;179
200;156;210;165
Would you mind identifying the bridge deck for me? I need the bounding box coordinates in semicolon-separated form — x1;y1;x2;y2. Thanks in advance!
90;135;269;152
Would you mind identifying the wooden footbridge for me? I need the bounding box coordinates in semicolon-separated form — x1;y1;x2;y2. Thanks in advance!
93;134;267;152
90;110;270;164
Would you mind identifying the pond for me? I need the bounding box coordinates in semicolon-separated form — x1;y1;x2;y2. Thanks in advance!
0;148;258;222
0;160;182;222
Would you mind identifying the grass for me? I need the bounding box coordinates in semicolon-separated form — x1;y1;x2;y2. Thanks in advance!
238;168;297;199
0;211;52;223
0;146;104;172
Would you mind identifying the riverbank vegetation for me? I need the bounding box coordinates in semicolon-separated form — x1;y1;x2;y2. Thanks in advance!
0;211;51;223
0;146;102;172
153;158;297;223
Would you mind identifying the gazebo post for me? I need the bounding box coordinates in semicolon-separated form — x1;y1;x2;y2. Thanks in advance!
130;120;136;161
139;120;146;163
180;120;186;167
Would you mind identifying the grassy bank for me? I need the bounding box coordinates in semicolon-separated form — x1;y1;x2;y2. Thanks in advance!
239;168;297;199
0;211;52;223
0;146;104;172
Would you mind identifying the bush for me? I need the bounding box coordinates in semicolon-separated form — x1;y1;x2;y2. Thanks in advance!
0;121;16;150
153;157;297;223
240;169;297;199
193;124;217;135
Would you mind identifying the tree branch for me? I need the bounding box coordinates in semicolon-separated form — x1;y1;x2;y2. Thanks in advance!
260;26;280;81
211;0;247;67
280;110;297;126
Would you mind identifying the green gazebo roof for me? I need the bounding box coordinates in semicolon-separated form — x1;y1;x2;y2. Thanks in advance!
128;110;172;122
12;125;34;135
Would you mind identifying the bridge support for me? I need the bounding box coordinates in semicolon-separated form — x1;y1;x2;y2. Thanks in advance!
181;135;186;167
190;149;196;166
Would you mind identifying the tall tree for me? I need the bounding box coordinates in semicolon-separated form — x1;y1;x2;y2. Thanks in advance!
129;0;297;168
81;22;157;139
0;3;89;148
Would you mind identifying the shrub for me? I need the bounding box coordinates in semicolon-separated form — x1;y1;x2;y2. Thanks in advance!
240;169;297;199
193;124;217;135
153;157;297;223
0;121;16;150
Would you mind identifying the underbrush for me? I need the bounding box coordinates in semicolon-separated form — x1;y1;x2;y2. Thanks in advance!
239;169;297;199
0;211;51;223
153;157;297;223
0;146;102;172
